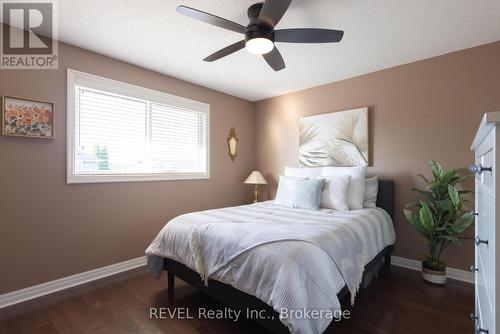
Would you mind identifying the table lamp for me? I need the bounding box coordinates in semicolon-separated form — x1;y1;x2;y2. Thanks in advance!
244;171;268;203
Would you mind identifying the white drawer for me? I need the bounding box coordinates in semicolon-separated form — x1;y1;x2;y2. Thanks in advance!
477;185;495;252
475;129;495;193
476;185;495;308
476;126;495;157
477;273;494;334
480;149;494;192
478;249;494;310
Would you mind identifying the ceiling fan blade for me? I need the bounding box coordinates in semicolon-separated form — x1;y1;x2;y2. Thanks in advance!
177;5;246;34
275;28;344;43
263;47;285;71
203;40;246;62
257;0;292;29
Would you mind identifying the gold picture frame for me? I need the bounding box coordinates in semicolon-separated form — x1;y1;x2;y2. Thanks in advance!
2;95;55;139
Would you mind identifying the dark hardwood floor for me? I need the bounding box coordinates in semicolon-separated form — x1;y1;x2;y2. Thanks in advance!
0;266;474;334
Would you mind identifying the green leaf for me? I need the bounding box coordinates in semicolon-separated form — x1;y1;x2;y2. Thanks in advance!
403;209;415;222
448;186;460;208
441;168;460;184
419;203;435;232
435;200;451;212
429;160;443;180
404;209;430;237
439;235;461;245
405;201;421;209
452;212;474;233
446;176;460;186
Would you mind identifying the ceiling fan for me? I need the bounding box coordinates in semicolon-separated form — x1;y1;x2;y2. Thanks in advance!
176;0;344;71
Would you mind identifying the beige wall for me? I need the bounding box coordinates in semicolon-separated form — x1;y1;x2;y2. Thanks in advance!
2;38;499;295
255;41;500;271
0;42;255;294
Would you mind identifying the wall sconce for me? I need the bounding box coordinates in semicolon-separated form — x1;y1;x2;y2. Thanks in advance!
227;127;238;161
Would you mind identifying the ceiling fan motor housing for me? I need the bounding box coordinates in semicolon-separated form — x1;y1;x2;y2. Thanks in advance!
245;3;274;44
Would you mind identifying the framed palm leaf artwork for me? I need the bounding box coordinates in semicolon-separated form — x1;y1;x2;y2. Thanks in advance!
299;107;369;167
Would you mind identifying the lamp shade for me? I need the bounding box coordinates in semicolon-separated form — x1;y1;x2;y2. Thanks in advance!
244;171;267;185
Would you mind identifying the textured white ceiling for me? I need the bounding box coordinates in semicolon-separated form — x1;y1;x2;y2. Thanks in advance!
56;0;500;101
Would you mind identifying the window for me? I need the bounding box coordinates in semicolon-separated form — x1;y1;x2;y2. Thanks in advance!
67;70;209;183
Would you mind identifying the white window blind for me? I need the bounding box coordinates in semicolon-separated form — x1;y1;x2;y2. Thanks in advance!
67;70;209;183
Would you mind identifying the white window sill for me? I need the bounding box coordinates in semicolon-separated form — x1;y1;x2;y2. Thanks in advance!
67;173;210;184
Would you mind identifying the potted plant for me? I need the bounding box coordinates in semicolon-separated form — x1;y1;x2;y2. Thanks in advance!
403;160;474;284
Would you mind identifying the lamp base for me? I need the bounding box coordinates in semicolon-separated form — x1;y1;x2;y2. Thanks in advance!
253;184;259;203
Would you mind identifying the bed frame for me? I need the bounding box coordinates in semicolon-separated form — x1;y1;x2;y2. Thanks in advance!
163;180;395;333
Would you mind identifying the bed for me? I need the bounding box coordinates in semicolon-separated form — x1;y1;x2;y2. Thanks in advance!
146;180;395;334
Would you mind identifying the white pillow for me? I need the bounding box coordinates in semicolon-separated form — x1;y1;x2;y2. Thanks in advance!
274;176;304;207
363;176;378;208
284;166;323;178
321;166;366;210
274;176;325;210
316;175;351;211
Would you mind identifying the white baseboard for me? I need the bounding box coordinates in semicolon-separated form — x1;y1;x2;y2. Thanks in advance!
0;256;147;309
0;254;473;310
391;256;474;284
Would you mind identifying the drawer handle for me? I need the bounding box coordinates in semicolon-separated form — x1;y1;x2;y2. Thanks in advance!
470;265;479;273
470;313;478;320
470;164;492;174
475;237;489;246
476;325;489;334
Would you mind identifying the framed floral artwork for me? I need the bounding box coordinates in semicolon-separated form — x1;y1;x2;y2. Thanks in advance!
2;96;55;139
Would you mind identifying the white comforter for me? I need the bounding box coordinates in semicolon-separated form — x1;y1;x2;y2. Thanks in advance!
146;202;395;334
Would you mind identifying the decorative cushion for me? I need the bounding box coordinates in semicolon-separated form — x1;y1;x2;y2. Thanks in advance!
316;175;351;211
275;176;325;210
321;166;367;210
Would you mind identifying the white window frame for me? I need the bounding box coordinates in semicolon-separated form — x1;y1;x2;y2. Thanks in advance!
67;69;210;184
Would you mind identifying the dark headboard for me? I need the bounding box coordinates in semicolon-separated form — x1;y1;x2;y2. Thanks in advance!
376;180;395;220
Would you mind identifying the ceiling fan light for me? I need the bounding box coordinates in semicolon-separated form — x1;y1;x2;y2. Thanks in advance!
245;37;274;55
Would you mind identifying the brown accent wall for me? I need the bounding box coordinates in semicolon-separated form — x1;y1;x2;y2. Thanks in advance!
0;42;255;294
255;41;500;271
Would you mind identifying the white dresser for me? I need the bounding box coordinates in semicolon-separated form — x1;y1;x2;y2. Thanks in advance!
471;112;500;334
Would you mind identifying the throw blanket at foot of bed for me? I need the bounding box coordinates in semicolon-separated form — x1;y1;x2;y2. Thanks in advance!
146;202;396;334
188;205;366;305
